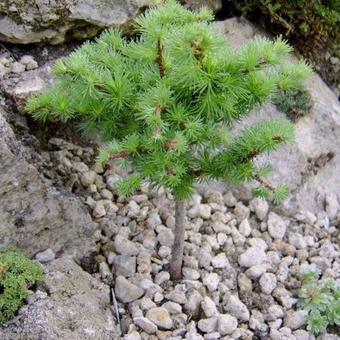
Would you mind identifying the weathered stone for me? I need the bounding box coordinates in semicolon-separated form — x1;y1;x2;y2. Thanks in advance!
35;248;55;263
218;314;238;336
134;316;158;334
0;108;95;257
259;273;277;295
146;307;173;330
267;212;288;240
238;247;266;268
284;310;306;330
224;295;250;322
0;257;119;339
115;276;144;303
114;235;139;255
197;317;218;333
113;255;137;277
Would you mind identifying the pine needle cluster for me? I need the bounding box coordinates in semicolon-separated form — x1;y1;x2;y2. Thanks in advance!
27;0;311;202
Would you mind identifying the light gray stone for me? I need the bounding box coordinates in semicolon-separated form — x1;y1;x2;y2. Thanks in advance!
146;307;173;330
113;255;136;277
201;297;219;318
267;212;288;239
259;273;277;294
284;310;306;330
197;317;218;333
224;295;250;322
133;316;158;334
238;247;266;268
114;235;139;255
115;276;144;303
35;248;55;263
218;314;238;335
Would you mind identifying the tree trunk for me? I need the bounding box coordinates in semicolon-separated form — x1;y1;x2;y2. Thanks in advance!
169;199;186;281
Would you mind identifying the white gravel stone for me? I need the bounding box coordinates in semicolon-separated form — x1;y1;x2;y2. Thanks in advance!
11;61;25;73
93;200;106;218
201;297;219;318
19;55;38;70
115;276;144;303
288;233;307;249
157;228;174;247
101;189;113;200
211;253;229;269
163;301;182;314
284;310;306;330
185;290;203;315
267;212;288;239
113;255;136;277
218;314;238;335
325;192;339;218
127;200;140;218
224;295;250;321
238;247;266;268
146;307;173;330
183;267;200;280
234;203;250;221
203;273;220;292
35;248;55;263
124;331;141;340
250;198;269;220
197;317;218;333
223;191;237;207
259;273;277;294
265;305;284;321
99;261;113;285
293;330;310;340
239;219;251;236
155;271;170;285
80;170;97;187
245;264;268;279
114;235;139;255
133;316;157;334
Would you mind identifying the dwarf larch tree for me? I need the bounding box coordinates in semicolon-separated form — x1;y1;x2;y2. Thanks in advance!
27;0;311;280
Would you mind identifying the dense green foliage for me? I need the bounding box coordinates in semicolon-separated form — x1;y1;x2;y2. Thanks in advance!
273;88;313;120
232;0;339;45
27;0;311;202
298;268;340;334
0;250;44;325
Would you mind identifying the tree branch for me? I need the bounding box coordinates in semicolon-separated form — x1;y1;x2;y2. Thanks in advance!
156;39;166;78
255;175;276;192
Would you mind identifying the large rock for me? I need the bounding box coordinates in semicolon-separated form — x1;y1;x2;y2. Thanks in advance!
0;257;119;339
0;106;96;257
0;0;151;44
205;18;340;214
0;0;221;45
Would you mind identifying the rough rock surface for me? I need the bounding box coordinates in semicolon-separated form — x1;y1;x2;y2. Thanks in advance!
0;257;119;340
0;106;96;257
209;18;340;215
0;0;221;45
0;0;151;44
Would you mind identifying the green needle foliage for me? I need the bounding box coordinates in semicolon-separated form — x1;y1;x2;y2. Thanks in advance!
298;268;340;335
27;0;311;203
0;250;44;325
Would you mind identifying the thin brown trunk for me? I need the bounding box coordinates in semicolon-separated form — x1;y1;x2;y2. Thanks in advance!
169;199;186;280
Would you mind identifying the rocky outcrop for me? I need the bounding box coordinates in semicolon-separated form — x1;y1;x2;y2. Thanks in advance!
0;0;221;45
0;0;151;44
0;257;119;340
209;18;340;215
0;105;96;257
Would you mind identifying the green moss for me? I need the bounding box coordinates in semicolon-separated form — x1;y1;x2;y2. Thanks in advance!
272;88;313;120
0;250;44;325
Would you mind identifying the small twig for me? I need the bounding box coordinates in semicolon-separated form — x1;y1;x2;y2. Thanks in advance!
111;288;122;335
255;175;276;192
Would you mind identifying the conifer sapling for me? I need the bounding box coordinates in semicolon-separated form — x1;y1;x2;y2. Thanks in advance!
27;0;311;280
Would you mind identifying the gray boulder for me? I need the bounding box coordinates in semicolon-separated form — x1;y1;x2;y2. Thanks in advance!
0;0;221;45
0;257;119;340
0;106;96;257
206;18;340;215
